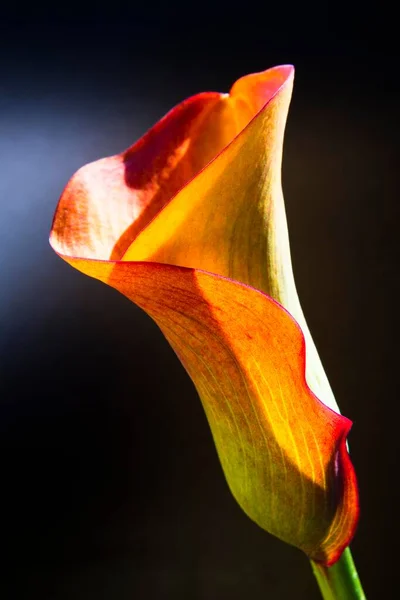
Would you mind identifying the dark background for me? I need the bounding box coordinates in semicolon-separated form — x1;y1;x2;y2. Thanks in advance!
1;5;398;599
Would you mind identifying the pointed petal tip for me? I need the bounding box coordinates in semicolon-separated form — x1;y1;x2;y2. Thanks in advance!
268;63;295;75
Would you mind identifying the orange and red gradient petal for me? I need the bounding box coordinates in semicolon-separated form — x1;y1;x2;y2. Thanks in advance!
48;255;359;566
51;65;294;297
50;65;340;414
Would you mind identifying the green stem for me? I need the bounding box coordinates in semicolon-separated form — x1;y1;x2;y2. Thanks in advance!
311;548;366;600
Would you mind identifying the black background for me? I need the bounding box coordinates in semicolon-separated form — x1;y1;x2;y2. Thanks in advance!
1;4;398;598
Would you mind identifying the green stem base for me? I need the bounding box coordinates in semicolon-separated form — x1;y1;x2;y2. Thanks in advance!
311;548;366;600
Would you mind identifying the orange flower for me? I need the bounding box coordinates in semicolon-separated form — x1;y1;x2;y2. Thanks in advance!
50;65;358;566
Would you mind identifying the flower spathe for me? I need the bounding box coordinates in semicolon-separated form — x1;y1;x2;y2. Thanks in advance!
50;65;359;565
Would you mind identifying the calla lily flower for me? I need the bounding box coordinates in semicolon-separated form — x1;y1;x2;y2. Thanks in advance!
50;65;359;566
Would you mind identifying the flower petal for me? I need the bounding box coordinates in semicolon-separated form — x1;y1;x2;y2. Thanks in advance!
48;255;359;566
50;64;340;414
50;64;294;284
